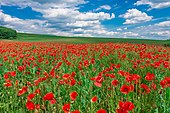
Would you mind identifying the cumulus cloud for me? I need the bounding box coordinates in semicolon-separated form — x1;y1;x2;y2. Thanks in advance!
0;10;64;34
119;9;153;24
0;0;118;37
151;31;170;37
135;0;170;9
117;28;122;31
0;0;87;8
128;22;170;40
66;20;100;27
155;21;170;27
95;5;111;11
0;9;118;37
42;8;115;21
122;32;139;37
1;0;169;39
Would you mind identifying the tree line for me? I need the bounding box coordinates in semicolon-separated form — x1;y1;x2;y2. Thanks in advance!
0;26;17;39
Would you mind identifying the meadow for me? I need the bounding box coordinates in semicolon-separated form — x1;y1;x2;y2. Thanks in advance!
17;33;170;45
0;37;170;113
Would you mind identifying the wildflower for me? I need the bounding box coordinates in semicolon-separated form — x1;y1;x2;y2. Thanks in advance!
94;82;102;87
71;110;80;113
91;96;98;103
27;93;35;101
120;85;132;94
140;84;151;94
96;109;107;113
26;101;35;110
145;73;155;81
111;80;119;87
43;92;54;101
70;91;78;101
62;103;70;113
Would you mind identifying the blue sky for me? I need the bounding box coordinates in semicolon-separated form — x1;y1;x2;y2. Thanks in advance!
0;0;170;39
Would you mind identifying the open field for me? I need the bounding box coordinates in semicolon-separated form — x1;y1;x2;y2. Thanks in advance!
0;41;170;113
0;0;170;112
16;33;170;45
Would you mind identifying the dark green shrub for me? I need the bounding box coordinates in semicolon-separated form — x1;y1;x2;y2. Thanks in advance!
164;43;170;47
0;26;17;39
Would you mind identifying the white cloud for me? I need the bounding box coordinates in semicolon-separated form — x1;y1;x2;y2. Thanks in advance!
75;12;115;21
42;8;115;20
0;0;87;8
66;20;100;27
119;9;153;24
151;31;170;37
0;10;118;38
0;0;117;38
117;28;122;31
155;21;170;27
1;0;169;39
135;0;170;9
124;27;128;30
96;5;111;11
128;23;170;39
122;32;140;37
0;10;70;35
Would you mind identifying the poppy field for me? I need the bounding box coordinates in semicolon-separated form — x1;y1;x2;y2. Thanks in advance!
0;41;170;113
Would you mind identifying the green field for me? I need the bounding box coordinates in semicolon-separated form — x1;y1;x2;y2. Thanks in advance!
4;33;170;45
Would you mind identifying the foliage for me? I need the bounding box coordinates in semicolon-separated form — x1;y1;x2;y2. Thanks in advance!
0;26;17;39
164;43;170;47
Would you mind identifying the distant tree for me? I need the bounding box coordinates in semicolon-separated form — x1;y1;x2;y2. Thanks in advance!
0;26;17;39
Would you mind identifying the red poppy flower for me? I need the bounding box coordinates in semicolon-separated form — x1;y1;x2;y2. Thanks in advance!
151;82;157;90
35;104;40;110
43;92;54;101
18;66;25;72
160;77;170;88
91;58;95;64
94;82;102;87
34;88;41;94
145;73;155;81
4;73;9;79
18;86;28;96
10;71;16;77
131;74;141;83
160;79;167;88
71;110;80;113
27;93;35;101
96;109;107;113
62;103;70;113
95;76;103;83
50;99;56;104
90;77;96;81
126;76;133;82
49;68;55;77
71;72;76;77
91;96;98;102
4;81;12;87
111;80;119;87
26;101;35;110
140;84;151;94
118;70;124;76
62;74;70;79
120;85;131;94
70;91;78;101
119;101;135;111
116;64;121;68
116;108;128;113
55;62;62;68
69;78;76;86
109;74;115;78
